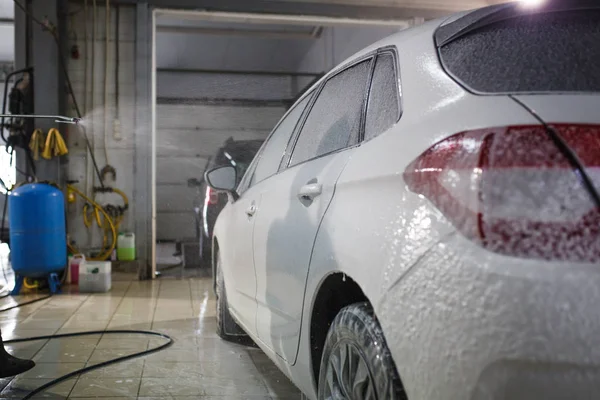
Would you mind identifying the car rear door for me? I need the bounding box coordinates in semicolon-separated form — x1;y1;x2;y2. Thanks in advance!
251;57;374;363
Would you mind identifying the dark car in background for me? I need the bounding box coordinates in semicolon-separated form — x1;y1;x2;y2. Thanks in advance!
190;137;264;266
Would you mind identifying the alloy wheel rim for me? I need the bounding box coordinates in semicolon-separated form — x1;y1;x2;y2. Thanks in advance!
323;341;376;400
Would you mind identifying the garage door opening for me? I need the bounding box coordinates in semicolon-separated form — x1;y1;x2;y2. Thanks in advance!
151;9;417;275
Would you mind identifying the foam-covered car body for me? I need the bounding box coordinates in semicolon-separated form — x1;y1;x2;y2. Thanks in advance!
211;1;600;399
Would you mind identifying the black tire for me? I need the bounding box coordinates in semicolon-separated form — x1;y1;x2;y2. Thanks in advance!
215;251;252;344
318;302;407;400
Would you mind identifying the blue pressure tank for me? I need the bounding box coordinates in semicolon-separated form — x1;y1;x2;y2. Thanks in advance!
8;183;67;278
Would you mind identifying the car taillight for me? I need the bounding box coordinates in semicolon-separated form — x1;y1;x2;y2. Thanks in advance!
404;124;600;263
205;187;219;206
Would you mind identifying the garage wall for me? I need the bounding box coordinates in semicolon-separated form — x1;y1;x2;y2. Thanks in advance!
66;2;137;252
0;1;14;231
0;81;8;227
154;26;311;241
155;102;284;240
153;23;405;241
155;22;316;73
157;71;296;101
298;25;402;73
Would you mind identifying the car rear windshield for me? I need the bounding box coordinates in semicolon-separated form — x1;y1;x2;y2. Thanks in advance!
438;9;600;94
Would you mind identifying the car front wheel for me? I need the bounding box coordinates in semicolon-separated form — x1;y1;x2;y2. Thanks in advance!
215;251;251;344
318;302;407;400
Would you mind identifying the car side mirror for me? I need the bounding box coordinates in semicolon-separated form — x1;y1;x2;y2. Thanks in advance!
204;165;239;200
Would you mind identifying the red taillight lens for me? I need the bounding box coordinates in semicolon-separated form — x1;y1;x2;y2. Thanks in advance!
404;124;600;263
205;187;219;206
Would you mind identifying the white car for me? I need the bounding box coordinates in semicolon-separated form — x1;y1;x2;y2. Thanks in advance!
205;1;600;399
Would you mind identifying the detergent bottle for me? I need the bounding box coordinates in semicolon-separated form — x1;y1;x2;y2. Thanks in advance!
69;254;85;285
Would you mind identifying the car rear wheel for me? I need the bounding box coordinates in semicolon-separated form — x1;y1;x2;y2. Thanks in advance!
318;302;407;400
215;251;251;344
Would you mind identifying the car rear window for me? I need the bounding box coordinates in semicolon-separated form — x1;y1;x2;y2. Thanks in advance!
439;9;600;94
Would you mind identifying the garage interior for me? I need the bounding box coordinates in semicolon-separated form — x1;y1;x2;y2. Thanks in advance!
154;11;410;271
0;0;501;398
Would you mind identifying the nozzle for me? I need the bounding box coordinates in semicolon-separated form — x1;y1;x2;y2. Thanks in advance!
54;116;81;125
0;114;81;125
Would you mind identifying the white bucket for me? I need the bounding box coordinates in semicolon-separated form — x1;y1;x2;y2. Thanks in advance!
79;261;112;293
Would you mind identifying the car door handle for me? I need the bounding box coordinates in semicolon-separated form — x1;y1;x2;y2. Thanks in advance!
245;204;257;217
298;183;322;201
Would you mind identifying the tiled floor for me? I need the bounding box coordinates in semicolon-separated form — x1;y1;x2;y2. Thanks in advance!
0;269;301;399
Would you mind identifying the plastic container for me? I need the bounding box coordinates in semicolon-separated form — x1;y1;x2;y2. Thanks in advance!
69;254;86;285
79;261;111;293
117;232;135;261
8;183;67;278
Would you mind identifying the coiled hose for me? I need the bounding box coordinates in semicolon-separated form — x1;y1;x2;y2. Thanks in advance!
0;293;173;400
67;184;117;261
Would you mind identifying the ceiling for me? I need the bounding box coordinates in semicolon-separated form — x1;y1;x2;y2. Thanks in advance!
259;0;507;14
155;17;321;72
155;12;409;73
154;0;511;87
120;0;511;20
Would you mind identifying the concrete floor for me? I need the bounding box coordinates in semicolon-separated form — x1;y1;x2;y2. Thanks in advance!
0;269;301;399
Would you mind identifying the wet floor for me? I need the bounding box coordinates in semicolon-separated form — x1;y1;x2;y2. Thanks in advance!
0;272;301;399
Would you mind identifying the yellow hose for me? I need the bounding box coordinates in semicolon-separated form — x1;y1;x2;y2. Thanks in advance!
82;204;92;228
23;277;39;290
67;184;117;261
94;207;102;226
111;187;129;207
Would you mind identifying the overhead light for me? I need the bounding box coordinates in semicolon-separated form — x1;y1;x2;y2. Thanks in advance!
519;0;545;8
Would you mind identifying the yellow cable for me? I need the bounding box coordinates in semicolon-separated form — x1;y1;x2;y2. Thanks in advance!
94;207;102;227
23;277;39;290
111;188;129;208
67;184;116;261
83;204;92;228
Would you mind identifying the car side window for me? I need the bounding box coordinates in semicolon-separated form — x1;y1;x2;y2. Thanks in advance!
364;52;400;141
248;94;313;188
289;59;371;167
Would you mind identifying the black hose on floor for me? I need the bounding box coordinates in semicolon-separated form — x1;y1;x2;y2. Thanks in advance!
8;330;173;400
0;295;174;399
0;294;52;311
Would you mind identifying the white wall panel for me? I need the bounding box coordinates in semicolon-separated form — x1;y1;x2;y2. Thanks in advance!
157;104;284;131
156;156;207;184
156;184;197;212
298;25;401;72
155;103;285;241
157;71;293;101
0;24;13;62
155;31;314;72
156;127;269;158
156;212;196;241
66;2;137;251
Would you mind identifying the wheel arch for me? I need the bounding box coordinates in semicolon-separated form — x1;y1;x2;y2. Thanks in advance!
308;271;370;387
